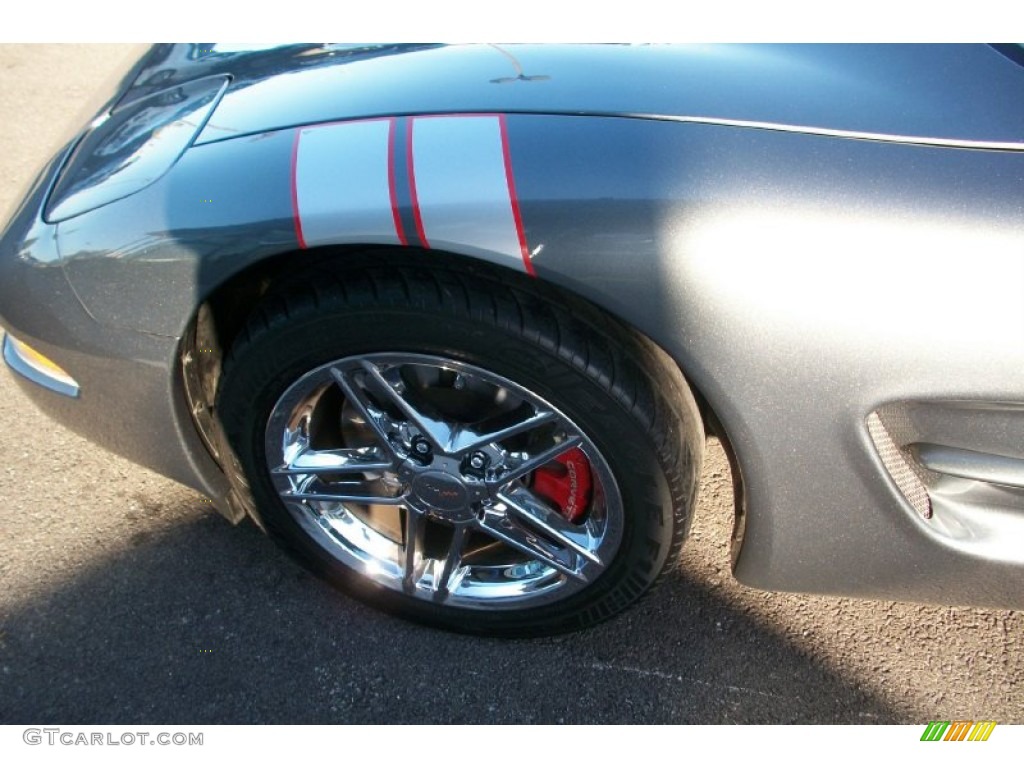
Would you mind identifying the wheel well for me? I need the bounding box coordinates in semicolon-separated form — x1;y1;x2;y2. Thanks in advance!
179;244;746;553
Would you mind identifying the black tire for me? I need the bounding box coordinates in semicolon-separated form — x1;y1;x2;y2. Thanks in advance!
216;257;703;636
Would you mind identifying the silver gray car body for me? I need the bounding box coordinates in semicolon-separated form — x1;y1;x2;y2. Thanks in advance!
2;43;1023;608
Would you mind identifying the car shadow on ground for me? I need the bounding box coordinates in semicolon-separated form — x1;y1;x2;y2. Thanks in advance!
0;495;901;724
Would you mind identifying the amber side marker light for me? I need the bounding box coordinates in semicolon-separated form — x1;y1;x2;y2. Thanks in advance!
2;334;80;398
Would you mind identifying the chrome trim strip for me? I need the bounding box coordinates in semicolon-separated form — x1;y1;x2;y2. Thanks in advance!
198;110;1024;153
2;334;80;398
626;114;1024;152
913;443;1024;489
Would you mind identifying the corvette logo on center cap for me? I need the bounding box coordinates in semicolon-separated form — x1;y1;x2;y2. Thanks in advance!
411;471;468;513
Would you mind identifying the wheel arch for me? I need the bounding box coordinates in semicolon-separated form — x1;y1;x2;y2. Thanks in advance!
177;242;747;562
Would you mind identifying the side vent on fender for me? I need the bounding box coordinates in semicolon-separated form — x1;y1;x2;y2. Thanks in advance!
867;401;1024;565
867;410;933;519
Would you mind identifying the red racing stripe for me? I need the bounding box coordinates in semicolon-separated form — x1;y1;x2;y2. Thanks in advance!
498;114;535;277
406;118;430;249
290;127;308;250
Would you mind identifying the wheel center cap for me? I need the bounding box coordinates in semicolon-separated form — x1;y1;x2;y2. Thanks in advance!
410;470;470;517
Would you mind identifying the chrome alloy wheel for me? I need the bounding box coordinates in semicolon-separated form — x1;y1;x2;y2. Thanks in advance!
264;353;624;610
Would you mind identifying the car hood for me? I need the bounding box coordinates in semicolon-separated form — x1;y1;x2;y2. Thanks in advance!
123;44;1024;147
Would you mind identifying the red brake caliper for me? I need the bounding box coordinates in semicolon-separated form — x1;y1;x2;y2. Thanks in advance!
530;447;593;523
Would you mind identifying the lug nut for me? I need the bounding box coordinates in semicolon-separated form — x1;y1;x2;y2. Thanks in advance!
461;452;489;478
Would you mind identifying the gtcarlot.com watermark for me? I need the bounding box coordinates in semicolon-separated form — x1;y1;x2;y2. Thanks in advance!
23;729;203;747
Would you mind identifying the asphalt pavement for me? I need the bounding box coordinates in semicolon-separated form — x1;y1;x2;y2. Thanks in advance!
0;44;1021;725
